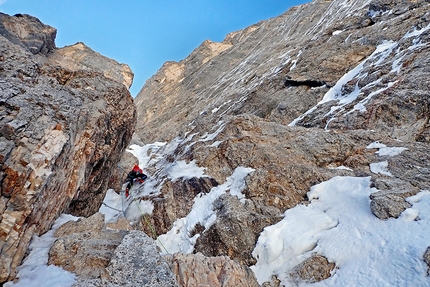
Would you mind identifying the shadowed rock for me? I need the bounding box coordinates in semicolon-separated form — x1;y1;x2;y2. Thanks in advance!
0;13;135;283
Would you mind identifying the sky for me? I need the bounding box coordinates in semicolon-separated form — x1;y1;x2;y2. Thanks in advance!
0;0;308;96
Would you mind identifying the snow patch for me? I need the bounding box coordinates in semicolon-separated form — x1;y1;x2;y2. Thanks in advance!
251;177;430;286
336;165;353;171
367;141;408;156
370;161;393;176
199;121;226;142
127;142;166;170
99;189;124;223
209;140;223;147
166;160;207;180
404;24;430;39
125;199;154;224
5;214;79;287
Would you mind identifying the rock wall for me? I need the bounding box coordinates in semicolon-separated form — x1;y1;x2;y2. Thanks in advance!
133;0;430;285
135;0;430;144
0;13;135;283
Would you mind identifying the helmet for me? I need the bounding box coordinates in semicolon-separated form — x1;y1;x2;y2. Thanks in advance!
132;165;142;172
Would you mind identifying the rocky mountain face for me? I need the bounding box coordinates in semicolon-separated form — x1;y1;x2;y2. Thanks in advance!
2;0;430;285
0;13;135;283
132;0;430;285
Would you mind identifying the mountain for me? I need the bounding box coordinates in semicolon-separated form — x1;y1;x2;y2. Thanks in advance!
2;0;430;286
131;0;430;285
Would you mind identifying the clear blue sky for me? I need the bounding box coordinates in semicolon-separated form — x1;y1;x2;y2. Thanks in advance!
0;0;308;96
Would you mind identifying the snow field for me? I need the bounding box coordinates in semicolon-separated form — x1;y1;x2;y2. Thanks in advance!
250;176;430;286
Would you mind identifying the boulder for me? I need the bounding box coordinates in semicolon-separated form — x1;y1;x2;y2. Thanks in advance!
49;213;129;279
370;193;412;220
49;214;178;287
73;231;179;287
289;254;336;284
164;252;259;287
194;194;281;266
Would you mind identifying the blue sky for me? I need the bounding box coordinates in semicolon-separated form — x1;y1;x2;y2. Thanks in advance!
0;0;308;96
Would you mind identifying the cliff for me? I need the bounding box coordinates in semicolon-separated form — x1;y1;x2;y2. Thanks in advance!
0;13;135;283
3;0;430;285
132;0;430;285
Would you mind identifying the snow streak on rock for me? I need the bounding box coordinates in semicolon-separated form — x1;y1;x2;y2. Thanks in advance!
157;167;255;254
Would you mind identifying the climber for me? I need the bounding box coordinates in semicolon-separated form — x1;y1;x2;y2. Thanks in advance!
124;164;147;197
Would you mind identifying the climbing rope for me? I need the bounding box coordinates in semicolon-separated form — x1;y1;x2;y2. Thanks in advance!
132;198;169;254
115;164;169;253
101;201;124;213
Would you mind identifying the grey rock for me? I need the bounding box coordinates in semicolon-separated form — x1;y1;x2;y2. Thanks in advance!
261;276;281;287
424;247;430;276
106;231;178;286
165;252;259;287
289;254;336;285
0;12;56;55
370;193;412;220
194;194;281;266
72;231;178;287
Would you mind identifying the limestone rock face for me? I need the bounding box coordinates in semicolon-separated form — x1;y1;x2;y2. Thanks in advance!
49;42;134;89
0;13;135;283
135;0;430;145
0;12;56;55
164;252;260;287
132;0;430;284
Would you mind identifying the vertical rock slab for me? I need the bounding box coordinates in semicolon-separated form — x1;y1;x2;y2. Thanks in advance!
0;13;135;283
165;252;259;287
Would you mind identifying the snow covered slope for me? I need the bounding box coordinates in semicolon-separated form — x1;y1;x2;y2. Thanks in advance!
130;0;430;285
